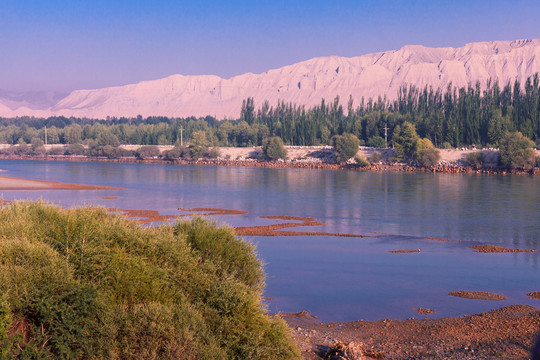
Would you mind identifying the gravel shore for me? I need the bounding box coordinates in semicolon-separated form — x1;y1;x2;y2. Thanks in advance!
283;305;540;359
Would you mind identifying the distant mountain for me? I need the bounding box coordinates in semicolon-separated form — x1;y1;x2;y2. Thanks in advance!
2;39;540;119
0;90;65;112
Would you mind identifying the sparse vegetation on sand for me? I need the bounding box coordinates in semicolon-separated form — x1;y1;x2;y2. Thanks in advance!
0;201;300;359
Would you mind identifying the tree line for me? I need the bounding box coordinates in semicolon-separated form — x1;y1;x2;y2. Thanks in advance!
1;74;539;149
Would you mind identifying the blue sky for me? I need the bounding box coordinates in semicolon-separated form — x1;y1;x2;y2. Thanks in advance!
1;0;539;93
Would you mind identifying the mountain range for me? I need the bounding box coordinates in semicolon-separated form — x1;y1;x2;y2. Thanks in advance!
1;39;539;119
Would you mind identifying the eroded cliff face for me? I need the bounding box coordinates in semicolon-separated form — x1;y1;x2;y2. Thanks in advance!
2;39;539;119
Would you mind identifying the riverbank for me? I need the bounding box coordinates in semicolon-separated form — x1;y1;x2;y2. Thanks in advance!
1;145;540;175
284;305;540;359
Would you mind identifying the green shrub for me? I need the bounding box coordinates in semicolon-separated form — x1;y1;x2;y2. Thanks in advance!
367;136;385;148
393;123;440;166
101;145;119;158
441;141;453;149
466;152;486;169
332;133;360;163
0;202;300;359
354;156;369;167
370;151;382;163
14;140;31;156
47;147;64;156
499;131;535;169
136;145;161;159
0;299;12;357
30;138;46;155
415;138;440;167
163;146;186;160
204;147;221;159
64;143;86;156
262;137;287;160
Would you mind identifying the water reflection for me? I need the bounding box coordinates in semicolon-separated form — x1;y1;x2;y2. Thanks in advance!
0;159;538;321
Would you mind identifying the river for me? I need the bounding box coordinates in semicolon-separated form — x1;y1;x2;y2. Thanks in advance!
0;159;538;321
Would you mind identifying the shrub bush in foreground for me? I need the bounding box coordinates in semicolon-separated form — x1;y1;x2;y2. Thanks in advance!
0;201;300;359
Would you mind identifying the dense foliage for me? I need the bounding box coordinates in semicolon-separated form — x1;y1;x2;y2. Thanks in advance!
1;74;539;150
262;137;287;160
392;121;440;166
0;202;300;359
466;152;487;170
498;131;536;169
332;134;360;162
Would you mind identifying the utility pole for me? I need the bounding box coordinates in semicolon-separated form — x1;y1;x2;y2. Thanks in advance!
384;123;388;148
180;127;183;146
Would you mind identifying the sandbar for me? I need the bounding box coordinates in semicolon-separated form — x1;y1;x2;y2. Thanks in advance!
387;249;422;253
106;206;369;238
0;175;122;191
415;307;435;314
449;291;507;300
469;244;536;253
234;215;367;237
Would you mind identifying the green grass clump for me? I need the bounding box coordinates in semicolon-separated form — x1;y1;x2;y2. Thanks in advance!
0;201;300;359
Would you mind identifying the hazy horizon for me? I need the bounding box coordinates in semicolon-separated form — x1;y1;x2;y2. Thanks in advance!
1;0;539;93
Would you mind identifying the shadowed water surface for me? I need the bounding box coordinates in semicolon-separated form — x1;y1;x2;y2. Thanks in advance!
1;159;538;321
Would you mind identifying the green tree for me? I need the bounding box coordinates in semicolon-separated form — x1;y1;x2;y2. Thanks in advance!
30;137;46;155
97;132;120;147
240;97;256;125
66;124;82;144
332;133;360;162
499;131;535;169
393;121;419;159
367;136;385;148
487;109;504;145
262;137;287;160
189;130;209;159
46;126;60;144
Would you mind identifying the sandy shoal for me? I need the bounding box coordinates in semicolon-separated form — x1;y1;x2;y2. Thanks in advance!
0;175;122;191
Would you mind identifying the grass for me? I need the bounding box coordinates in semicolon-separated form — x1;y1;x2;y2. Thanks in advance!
0;201;300;359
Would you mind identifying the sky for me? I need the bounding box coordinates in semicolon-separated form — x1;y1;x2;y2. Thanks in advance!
0;0;539;93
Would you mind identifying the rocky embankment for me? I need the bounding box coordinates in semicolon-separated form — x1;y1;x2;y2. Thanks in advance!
1;145;539;175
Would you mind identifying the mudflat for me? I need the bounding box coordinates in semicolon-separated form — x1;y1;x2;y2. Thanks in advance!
0;175;122;190
285;305;540;359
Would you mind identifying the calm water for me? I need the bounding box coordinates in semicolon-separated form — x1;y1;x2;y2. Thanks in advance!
1;159;539;322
